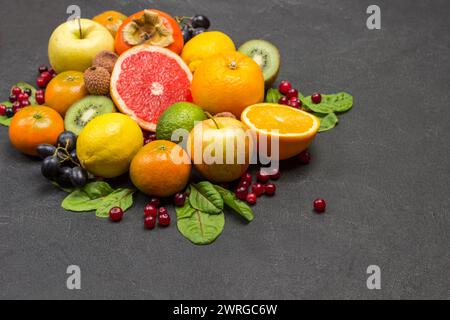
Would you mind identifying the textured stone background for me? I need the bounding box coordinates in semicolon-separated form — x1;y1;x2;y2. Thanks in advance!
0;0;449;299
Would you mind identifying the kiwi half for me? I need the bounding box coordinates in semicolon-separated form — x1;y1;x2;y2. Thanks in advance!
238;39;281;88
65;96;115;135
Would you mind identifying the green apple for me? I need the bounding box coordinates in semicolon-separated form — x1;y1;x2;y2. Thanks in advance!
48;19;115;73
187;117;252;183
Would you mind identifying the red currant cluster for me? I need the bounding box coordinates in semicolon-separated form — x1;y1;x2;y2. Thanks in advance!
0;85;44;118
277;80;323;109
36;65;56;89
143;197;172;229
235;169;278;206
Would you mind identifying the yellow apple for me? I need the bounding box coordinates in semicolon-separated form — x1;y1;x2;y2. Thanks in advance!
187;117;253;183
48;19;115;73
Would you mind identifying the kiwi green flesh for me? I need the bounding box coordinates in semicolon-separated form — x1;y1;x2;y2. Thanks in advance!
65;96;115;135
238;39;281;88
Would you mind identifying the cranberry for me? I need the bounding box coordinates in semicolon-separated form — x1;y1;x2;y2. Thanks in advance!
278;96;289;105
251;183;265;197
314;199;326;213
41;72;53;83
246;193;257;205
298;151;311;165
144;216;156;230
23;88;32;96
144;204;158;218
109;207;124;222
279;81;292;95
269;168;281;180
38;65;48;73
36;94;45;105
286;88;299;99
9;94;17;103
17;93;28;103
174;193;186;207
311;93;322;104
288;100;300;109
48;68;57;76
256;170;270;183
235;186;248;201
265;183;277;196
36;89;45;96
0;104;6;116
11;87;22;96
240;172;252;184
12;101;21;111
158;208;171;227
20;100;30;107
37;77;46;88
239;179;250;189
148;197;161;207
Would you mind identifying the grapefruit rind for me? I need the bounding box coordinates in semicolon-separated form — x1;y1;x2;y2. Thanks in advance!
110;45;193;132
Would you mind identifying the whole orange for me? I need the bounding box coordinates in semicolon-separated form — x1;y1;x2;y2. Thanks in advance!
192;51;265;117
45;71;88;116
93;10;127;37
9;106;65;156
130;140;192;197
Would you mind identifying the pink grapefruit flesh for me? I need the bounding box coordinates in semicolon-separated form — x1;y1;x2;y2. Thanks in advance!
111;45;193;131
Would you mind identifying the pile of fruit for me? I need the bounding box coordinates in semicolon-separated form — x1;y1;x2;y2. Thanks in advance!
0;8;353;245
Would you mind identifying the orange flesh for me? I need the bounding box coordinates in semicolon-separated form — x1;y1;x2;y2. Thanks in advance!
246;105;314;134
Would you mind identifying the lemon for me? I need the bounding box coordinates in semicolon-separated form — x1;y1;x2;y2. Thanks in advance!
77;113;143;178
181;31;236;72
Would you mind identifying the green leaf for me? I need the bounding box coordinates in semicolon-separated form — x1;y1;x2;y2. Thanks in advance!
12;82;37;105
189;182;224;215
0;101;12;127
176;199;197;220
265;88;283;103
62;189;106;212
316;112;339;132
302;92;353;114
83;181;114;199
214;185;254;222
177;208;225;245
95;188;135;218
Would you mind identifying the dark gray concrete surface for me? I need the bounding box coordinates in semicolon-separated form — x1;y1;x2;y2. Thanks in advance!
0;0;449;300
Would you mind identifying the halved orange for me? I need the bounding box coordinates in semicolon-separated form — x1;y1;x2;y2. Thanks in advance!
241;103;320;160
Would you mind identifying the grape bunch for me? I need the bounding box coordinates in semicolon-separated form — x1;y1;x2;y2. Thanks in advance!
176;14;211;43
37;131;88;188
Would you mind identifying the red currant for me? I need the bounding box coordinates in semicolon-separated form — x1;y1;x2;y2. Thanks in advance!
314;199;326;213
311;93;322;104
269;168;281;180
37;77;46;88
49;68;57;76
149;197;161;207
279;81;292;95
0;104;6;116
109;207;124;222
256;170;270;183
36;94;45;105
12;87;22;96
246;193;257;205
240;172;252;184
41;71;52;83
298;151;311;165
9;94;17;103
239;179;250;189
251;183;265;197
288;100;300;109
144;216;156;230
174;193;186;207
144;204;158;218
18;93;28;103
38;65;48;73
278;96;289;105
158;208;171;227
286;88;298;99
20;100;30;107
235;186;248;201
12;103;21;114
265;183;276;196
36;89;45;96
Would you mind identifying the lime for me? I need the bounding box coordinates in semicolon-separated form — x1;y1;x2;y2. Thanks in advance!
156;102;207;143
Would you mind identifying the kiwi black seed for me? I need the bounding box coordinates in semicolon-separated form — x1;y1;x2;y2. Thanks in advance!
64;96;116;135
238;39;281;88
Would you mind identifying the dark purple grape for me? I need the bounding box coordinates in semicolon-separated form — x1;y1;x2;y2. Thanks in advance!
191;15;210;29
192;27;206;37
5;107;14;118
41;156;60;179
70;149;78;163
56;167;73;187
70;167;87;188
182;24;192;43
57;131;77;151
37;144;56;159
23;88;32;96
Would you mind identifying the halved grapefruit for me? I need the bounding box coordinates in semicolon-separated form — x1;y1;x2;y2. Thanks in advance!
111;45;193;131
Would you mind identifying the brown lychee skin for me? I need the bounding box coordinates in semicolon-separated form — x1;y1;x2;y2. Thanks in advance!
92;51;118;74
84;67;111;96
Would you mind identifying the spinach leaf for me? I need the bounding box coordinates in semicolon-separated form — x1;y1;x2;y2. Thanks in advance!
214;185;254;222
316;112;339;132
302;92;353;114
0;101;12;127
189;182;224;215
95;188;135;218
84;181;114;199
302;96;335;114
177;207;225;245
265;88;283;103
